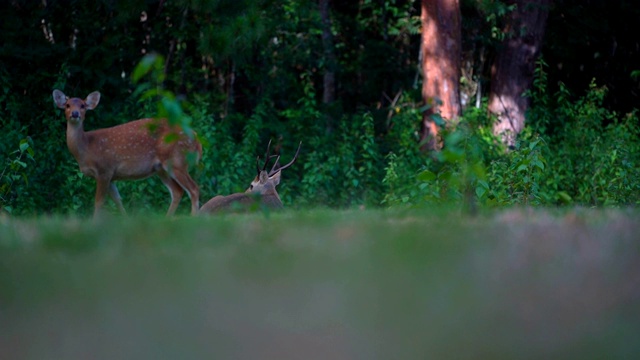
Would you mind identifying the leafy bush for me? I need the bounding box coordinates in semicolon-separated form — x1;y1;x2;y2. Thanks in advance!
385;65;640;210
0;137;35;214
487;133;549;206
2;52;639;216
543;83;640;205
381;94;425;206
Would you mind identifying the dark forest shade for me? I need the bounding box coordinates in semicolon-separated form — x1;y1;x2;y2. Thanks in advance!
1;0;639;215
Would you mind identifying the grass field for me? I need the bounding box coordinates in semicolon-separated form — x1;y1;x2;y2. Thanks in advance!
1;207;639;359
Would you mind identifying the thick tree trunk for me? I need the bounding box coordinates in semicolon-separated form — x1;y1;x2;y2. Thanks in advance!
488;0;551;148
319;0;337;133
420;0;462;151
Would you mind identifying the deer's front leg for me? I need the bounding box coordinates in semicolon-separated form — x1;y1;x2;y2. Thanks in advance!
93;177;111;217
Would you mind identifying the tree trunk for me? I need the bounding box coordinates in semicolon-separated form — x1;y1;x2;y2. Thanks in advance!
319;0;337;133
488;0;551;148
420;0;462;151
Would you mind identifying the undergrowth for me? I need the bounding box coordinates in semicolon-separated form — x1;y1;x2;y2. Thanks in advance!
1;59;639;216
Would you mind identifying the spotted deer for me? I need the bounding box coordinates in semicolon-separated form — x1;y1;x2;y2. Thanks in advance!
52;89;202;217
199;140;301;214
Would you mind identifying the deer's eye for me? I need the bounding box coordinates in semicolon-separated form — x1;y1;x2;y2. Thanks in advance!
66;104;70;108
250;185;254;190
81;104;85;109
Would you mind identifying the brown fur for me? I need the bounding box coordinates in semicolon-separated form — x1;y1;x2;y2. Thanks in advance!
199;171;283;214
53;89;202;217
200;140;301;215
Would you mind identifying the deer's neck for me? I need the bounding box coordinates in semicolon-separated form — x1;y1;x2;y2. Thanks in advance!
261;189;283;208
66;121;88;162
265;190;281;203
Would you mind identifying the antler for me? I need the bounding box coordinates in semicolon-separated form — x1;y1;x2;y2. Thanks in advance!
262;139;272;171
269;141;302;176
256;139;274;174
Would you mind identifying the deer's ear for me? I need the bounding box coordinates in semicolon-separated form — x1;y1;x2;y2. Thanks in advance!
85;91;101;110
52;89;67;109
259;171;269;184
269;171;281;186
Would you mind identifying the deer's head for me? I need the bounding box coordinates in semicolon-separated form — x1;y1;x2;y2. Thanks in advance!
246;140;302;196
53;89;100;125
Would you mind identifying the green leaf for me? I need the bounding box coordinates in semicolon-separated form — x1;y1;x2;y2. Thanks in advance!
528;139;540;150
439;170;453;181
441;149;464;163
132;83;152;99
471;163;487;179
163;133;180;144
417;170;436;182
475;186;487;198
160;98;183;125
418;104;432;113
477;179;489;190
557;191;572;204
444;131;464;147
19;139;29;152
139;88;159;101
516;163;528;173
430;113;446;126
132;54;162;83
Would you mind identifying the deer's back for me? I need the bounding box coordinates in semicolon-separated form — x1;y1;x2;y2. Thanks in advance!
86;118;202;154
83;118;201;179
199;193;283;214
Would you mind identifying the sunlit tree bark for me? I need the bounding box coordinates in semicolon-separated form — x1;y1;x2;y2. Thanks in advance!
488;0;551;148
420;0;462;151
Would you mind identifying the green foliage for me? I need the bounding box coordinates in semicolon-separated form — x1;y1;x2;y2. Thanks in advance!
382;97;425;206
302;111;382;207
487;134;549;206
400;118;492;210
132;53;196;139
0;138;35;214
474;0;517;42
0;1;639;215
386;70;640;210
358;0;421;38
543;83;640;206
289;97;384;207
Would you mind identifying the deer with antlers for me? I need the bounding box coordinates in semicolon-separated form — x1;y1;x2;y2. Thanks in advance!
52;89;202;217
199;140;301;214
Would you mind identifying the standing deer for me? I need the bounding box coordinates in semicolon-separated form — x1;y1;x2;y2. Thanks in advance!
199;141;301;214
52;89;202;217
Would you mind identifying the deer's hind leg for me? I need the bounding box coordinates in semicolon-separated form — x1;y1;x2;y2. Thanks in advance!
108;183;127;214
158;171;185;216
163;160;200;215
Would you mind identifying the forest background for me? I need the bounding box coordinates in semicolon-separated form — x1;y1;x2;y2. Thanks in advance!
1;0;639;216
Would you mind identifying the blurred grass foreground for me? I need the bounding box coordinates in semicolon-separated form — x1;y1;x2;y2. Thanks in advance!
1;208;639;359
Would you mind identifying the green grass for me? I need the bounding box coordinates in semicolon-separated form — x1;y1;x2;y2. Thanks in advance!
1;208;639;359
